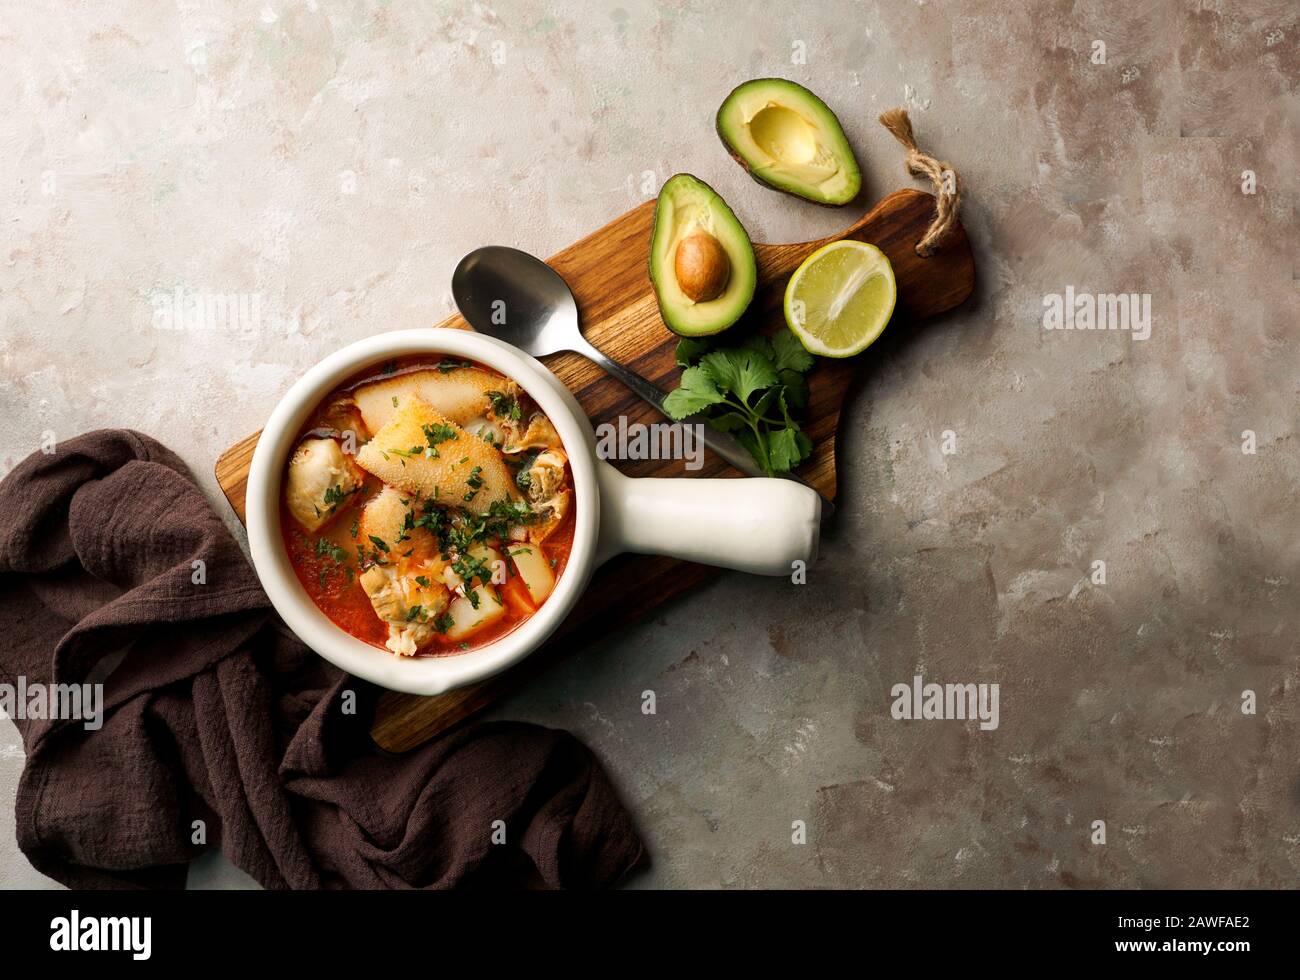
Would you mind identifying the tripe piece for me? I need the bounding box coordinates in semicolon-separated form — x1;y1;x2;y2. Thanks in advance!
353;367;518;433
354;397;521;516
283;437;363;532
358;564;451;657
523;448;572;542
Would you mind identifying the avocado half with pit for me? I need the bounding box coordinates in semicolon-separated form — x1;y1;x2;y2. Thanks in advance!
648;173;757;337
716;78;861;206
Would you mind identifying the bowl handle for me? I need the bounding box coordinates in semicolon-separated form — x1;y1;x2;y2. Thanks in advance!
594;460;821;575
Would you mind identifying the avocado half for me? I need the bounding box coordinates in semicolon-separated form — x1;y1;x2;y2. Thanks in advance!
716;78;861;206
648;173;757;337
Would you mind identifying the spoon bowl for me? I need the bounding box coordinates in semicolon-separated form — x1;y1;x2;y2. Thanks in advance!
452;246;581;357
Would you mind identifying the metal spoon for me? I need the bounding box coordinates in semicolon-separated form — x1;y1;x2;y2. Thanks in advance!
451;246;832;513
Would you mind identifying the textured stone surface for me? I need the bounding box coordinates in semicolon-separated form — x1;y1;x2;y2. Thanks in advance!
0;1;1295;889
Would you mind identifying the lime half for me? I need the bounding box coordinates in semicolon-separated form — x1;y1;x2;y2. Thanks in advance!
783;240;896;357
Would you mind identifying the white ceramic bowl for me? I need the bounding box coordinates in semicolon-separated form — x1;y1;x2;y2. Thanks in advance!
246;328;820;696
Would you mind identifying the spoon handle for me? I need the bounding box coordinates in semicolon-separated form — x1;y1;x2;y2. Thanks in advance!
569;336;836;517
570;335;761;474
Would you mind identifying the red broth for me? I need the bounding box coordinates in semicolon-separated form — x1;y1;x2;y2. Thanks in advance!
279;355;575;658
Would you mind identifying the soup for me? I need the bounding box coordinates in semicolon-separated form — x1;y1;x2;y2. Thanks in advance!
279;356;575;657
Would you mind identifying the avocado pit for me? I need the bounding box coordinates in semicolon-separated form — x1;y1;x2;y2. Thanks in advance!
648;173;756;336
674;232;731;303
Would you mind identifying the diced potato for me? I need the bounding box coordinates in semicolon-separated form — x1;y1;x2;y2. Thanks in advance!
499;576;535;617
508;544;555;606
443;544;505;592
443;587;506;642
354;398;521;515
473;545;508;586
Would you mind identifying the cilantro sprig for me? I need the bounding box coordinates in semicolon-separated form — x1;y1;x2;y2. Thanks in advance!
663;330;815;476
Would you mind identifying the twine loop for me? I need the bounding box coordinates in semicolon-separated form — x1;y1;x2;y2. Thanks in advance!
878;108;962;257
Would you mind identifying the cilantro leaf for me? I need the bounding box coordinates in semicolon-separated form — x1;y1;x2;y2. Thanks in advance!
663;366;726;419
700;349;777;404
796;429;813;458
741;334;774;363
736;428;770;475
706;412;748;432
779;369;809;411
751;387;778;421
767;426;806;473
674;337;711;368
485;390;522;422
772;329;815;373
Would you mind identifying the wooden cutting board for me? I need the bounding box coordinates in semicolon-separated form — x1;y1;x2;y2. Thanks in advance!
214;187;974;752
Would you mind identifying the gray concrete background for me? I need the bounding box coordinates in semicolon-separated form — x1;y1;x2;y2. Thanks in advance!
0;1;1296;889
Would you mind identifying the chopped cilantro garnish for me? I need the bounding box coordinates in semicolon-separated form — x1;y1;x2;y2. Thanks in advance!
315;538;348;564
486;390;522;422
452;553;491;587
422;422;457;453
322;482;357;514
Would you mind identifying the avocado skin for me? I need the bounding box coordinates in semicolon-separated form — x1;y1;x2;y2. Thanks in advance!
715;78;862;207
648;173;757;337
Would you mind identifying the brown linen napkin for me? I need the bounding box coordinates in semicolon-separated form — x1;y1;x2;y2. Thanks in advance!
0;429;642;889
